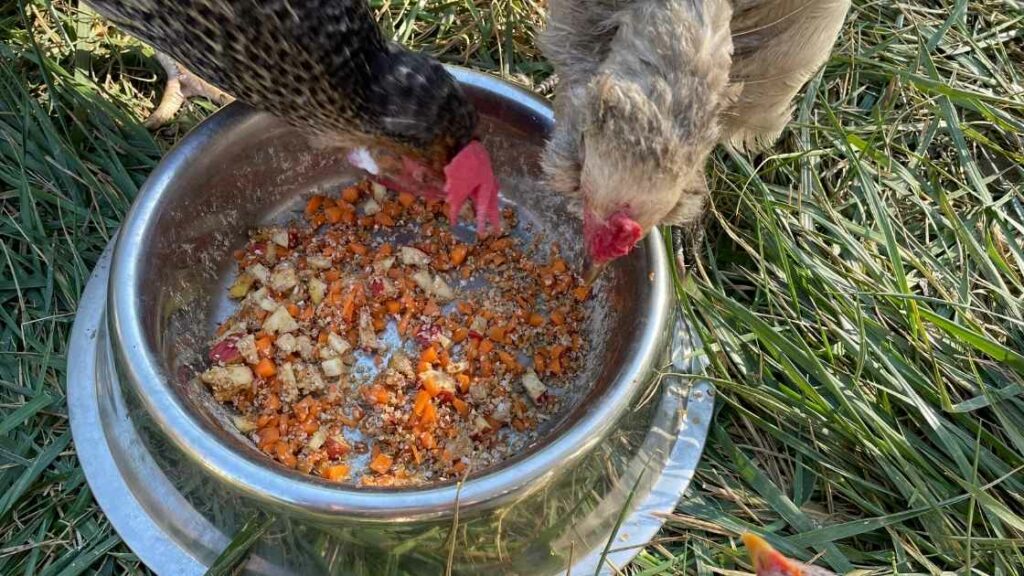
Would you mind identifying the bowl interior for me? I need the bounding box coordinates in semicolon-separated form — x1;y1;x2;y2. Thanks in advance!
124;79;660;490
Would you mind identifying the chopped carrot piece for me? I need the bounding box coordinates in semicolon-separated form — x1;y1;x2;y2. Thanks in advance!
533;354;546;374
416;360;432;374
573;285;591;301
528;313;545;327
452;328;469;343
365;385;389;405
456;374;471;394
372;316;386;331
342;293;357;324
548;357;562;375
302;420;319;434
369;453;392;474
423;300;440;316
452;460;467;474
341;186;360;203
450;244;469;267
255;358;277;379
498;350;519;371
420;345;439;364
255;336;273;357
265;393;282;411
323;464;350;481
275;442;297;467
550;345;566;359
300;306;315;322
479;339;494;355
385;300;401;315
491;238;513;250
481;360;494;377
349;243;368;256
397;191;416;207
413;390;431;417
487;326;506;343
399;311;412;336
421;401;438;426
452;398;469;417
457;302;474;315
257;427;280;449
420;431;437;449
550;310;565;326
324;206;343;224
287;303;300;318
305;195;324;216
411;445;422;464
552;259;568;274
375;211;395;227
325;269;342;282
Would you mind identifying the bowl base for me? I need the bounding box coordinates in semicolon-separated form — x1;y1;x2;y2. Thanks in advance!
69;242;715;575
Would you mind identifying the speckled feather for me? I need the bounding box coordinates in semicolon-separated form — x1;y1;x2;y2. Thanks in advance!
540;0;850;238
86;0;477;166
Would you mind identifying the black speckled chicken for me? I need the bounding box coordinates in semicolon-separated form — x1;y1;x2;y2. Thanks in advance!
86;0;502;234
541;0;850;271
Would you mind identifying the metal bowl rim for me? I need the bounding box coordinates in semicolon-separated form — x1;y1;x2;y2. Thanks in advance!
107;66;674;518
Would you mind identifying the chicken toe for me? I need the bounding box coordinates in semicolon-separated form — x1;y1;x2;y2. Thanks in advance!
443;141;502;237
144;52;234;129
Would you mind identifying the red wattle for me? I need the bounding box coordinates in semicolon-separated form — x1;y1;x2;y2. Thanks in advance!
584;209;643;263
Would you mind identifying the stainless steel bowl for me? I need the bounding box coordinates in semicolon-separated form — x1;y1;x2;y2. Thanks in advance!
69;67;714;575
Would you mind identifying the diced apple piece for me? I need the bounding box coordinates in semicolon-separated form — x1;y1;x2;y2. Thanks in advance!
521;370;547;404
400;246;431;267
307;255;332;269
263;306;299;334
328;332;351;356
236;334;259;365
322;358;344;378
200;366;254;401
247;263;270;284
308;278;327;305
228;272;255;299
270;265;299;292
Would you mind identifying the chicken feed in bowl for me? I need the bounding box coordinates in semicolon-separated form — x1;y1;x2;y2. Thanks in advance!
201;178;592;486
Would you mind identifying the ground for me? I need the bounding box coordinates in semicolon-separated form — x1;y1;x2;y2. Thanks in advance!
1;0;1023;574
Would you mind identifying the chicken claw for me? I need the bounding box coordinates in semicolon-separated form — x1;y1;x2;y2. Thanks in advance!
443;141;502;236
144;52;234;129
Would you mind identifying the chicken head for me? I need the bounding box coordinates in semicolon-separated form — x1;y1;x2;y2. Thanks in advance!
541;0;735;277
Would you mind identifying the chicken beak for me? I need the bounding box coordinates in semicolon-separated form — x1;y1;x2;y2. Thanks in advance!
582;260;608;285
742;533;803;576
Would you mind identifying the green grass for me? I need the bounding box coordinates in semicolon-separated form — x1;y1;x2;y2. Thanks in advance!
2;0;1023;573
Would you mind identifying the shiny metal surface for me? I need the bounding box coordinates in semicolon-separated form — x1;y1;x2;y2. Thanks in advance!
68;66;716;574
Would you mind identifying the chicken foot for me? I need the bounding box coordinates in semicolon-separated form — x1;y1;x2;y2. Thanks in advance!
144;52;235;129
